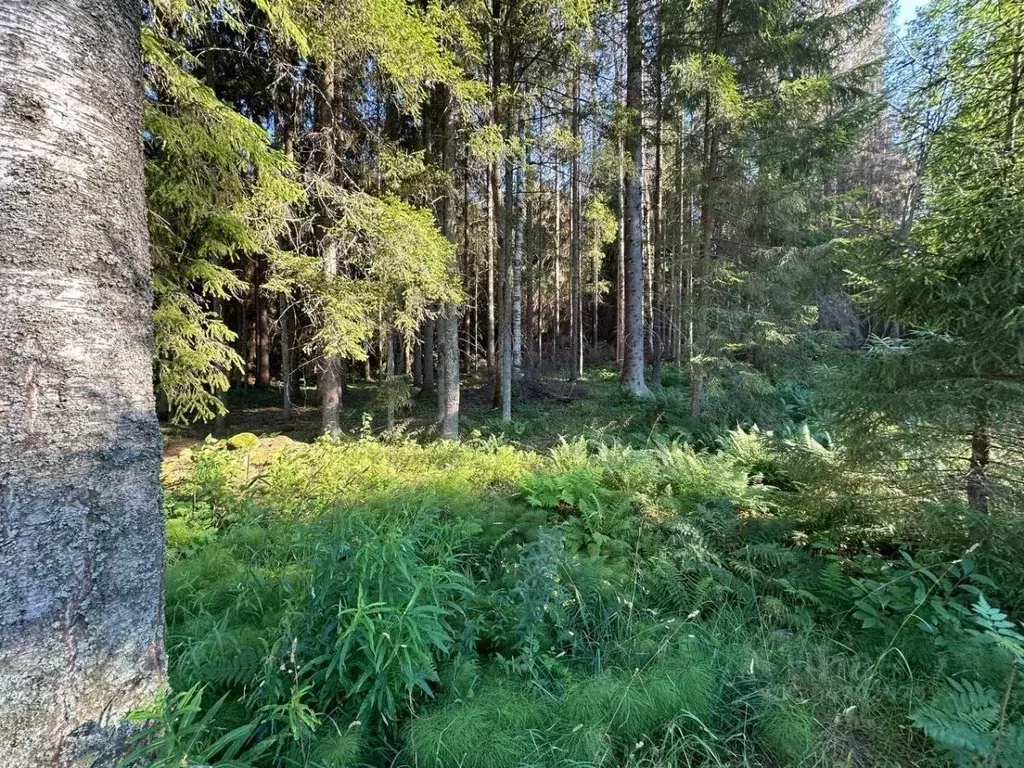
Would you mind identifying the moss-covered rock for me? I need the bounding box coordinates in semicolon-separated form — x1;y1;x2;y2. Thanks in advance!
225;432;259;451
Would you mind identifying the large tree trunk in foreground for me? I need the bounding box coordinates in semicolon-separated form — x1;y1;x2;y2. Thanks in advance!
0;2;166;764
622;0;652;398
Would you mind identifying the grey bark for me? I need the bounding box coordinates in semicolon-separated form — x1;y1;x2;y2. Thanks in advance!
281;297;294;420
437;310;460;439
0;2;166;765
675;114;687;364
280;102;296;421
461;140;473;373
690;0;726;420
500;142;514;422
486;24;498;372
255;260;271;388
553;163;562;357
967;412;992;513
622;0;652;398
650;32;665;391
617;136;626;369
316;64;343;436
570;62;584;381
412;337;423;388
386;331;397;431
241;257;256;385
212;297;228;434
614;44;626;370
489;20;502;403
422;318;435;393
436;95;460;439
486;161;497;370
512;147;525;380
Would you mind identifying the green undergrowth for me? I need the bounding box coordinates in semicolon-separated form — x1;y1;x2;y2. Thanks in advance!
143;408;1024;768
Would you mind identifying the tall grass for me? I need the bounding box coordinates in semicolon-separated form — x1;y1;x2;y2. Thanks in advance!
145;407;1024;767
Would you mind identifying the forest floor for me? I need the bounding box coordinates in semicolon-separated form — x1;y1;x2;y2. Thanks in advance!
153;367;1024;768
163;365;632;455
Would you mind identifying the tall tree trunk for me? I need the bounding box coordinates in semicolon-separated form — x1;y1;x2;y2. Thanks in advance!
280;94;296;418
465;141;479;371
316;64;343;436
622;0;652;397
500;130;514;421
281;296;294;420
241;256;257;385
690;0;725;419
617;135;626;370
650;27;665;390
473;246;481;368
413;337;424;388
386;330;397;431
967;411;992;513
487;158;497;371
592;235;599;351
436;92;461;439
644;178;654;360
213;297;229;433
589;92;600;351
498;29;515;420
674;114;687;365
554;162;562;358
512;138;525;381
536;258;544;362
524;150;536;366
0;2;165;763
570;61;584;381
490;12;505;409
438;309;460;438
690;102;718;420
256;258;272;388
614;43;627;371
423;318;435;393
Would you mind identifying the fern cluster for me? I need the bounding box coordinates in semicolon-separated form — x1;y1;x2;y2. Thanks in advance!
145;424;1024;767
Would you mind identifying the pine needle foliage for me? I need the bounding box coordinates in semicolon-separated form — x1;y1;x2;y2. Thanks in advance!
143;0;305;423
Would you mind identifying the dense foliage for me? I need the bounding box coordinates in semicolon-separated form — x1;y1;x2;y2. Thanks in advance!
141;366;1024;767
